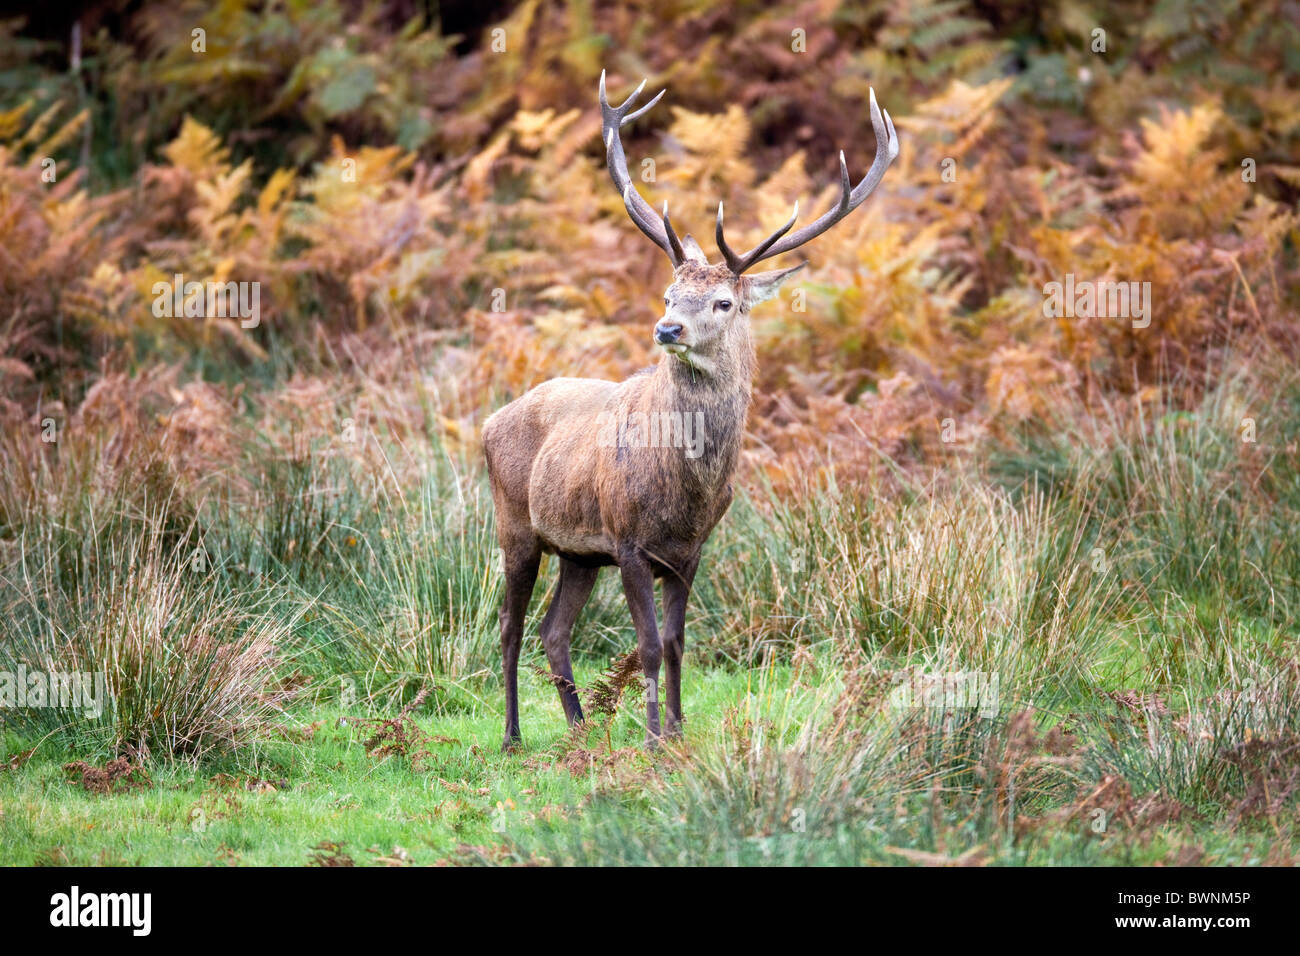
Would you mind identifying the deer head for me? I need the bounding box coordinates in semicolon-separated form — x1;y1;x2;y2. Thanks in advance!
599;71;899;375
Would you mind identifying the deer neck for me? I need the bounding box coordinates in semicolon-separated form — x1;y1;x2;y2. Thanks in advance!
649;321;754;489
661;314;755;390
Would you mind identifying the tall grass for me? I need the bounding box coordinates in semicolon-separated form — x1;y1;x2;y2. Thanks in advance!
275;451;507;709
0;432;293;758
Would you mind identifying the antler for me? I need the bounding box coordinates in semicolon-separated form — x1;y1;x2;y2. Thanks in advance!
715;87;899;275
599;70;685;267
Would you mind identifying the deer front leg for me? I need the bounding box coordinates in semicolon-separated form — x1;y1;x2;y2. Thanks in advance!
618;548;663;748
661;558;698;739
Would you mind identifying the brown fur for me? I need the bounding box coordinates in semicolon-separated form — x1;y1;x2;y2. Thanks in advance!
483;250;803;749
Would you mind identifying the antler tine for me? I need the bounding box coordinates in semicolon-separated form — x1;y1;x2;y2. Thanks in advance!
716;87;899;274
600;70;681;266
716;200;799;275
623;87;666;126
715;202;742;274
836;151;852;210
660;201;686;264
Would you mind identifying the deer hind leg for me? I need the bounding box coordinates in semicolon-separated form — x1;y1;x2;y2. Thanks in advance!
660;557;698;740
499;539;541;752
539;558;599;726
618;547;663;748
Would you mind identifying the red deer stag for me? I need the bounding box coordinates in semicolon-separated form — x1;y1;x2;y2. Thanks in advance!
483;73;898;750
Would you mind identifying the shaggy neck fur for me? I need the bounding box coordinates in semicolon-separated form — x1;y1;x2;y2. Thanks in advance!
647;304;755;492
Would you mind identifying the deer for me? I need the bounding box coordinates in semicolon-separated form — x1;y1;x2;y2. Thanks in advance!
482;72;898;751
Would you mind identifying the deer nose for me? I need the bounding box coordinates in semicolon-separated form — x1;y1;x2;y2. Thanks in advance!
655;322;683;345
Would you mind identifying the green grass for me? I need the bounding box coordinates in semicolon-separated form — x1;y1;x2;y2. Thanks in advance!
0;669;798;866
1;658;1291;866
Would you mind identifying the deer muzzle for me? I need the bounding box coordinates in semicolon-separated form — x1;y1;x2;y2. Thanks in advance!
654;321;684;345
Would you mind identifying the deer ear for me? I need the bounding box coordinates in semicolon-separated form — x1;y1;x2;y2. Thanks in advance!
680;235;709;265
742;261;806;308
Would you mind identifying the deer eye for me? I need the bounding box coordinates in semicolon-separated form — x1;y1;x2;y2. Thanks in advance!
715;300;732;312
